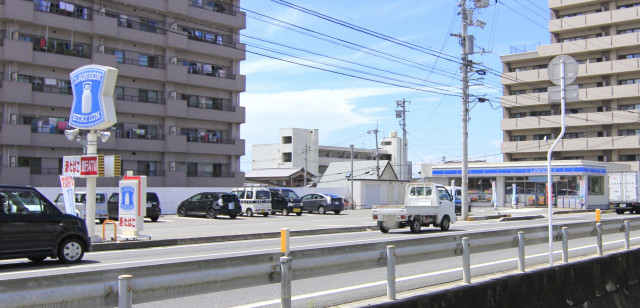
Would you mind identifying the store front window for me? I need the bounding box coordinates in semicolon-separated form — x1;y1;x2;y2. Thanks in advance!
506;176;578;207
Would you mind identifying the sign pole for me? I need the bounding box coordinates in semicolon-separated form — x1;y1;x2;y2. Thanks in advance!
86;130;98;241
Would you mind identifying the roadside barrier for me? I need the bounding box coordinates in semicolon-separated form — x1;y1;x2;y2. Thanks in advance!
2;217;639;307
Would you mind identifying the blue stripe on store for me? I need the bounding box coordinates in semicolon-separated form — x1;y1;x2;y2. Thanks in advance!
432;166;607;176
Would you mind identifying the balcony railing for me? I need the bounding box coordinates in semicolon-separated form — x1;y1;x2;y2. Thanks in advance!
115;130;165;140
189;0;236;16
116;94;165;105
122;57;166;69
186;134;235;144
34;1;92;21
133;170;165;177
32;168;61;175
32;84;72;95
187;171;235;178
186;97;235;111
117;18;165;34
20;34;91;58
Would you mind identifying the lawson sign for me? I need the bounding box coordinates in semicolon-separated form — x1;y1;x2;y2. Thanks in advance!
68;65;118;130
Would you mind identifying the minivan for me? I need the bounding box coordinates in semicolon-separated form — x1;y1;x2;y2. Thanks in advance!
54;192;109;223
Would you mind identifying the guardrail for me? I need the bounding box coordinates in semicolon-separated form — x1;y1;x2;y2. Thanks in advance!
2;217;639;307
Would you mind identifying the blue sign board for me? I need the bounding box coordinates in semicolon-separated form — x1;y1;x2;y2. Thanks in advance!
120;186;135;211
69;65;118;130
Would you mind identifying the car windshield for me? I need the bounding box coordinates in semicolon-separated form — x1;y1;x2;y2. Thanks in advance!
280;190;299;199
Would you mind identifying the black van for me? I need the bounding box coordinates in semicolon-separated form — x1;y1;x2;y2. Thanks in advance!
269;188;303;216
107;192;162;222
0;185;91;264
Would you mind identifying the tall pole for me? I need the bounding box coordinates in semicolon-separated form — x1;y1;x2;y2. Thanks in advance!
547;59;567;266
460;0;470;221
396;99;409;181
303;144;308;187
368;124;380;178
350;144;354;206
86;130;97;240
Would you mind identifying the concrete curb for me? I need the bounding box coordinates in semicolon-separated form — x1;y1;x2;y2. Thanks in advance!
91;225;378;251
499;215;545;222
466;214;510;221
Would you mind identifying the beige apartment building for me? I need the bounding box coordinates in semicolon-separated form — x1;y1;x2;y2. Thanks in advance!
500;0;640;169
0;0;246;187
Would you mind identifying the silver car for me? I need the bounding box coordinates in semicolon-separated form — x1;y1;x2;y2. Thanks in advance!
300;193;344;215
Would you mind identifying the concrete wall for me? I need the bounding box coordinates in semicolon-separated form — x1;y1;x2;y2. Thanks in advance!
371;248;640;308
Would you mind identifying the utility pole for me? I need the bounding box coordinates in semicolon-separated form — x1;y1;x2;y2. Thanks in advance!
396;99;409;181
453;0;487;221
350;144;354;207
303;144;308;187
367;123;380;178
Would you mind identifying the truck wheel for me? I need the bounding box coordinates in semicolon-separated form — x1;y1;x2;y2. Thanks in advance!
282;208;289;216
379;223;390;233
410;219;421;233
440;216;451;231
318;206;326;214
207;208;217;219
246;208;254;217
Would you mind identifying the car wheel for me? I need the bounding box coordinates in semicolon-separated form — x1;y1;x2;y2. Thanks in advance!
58;238;85;264
177;206;186;217
28;257;46;263
207;208;217;219
229;214;237;219
263;213;269;217
440;216;451;231
410;218;421;233
99;219;106;224
296;212;302;216
150;216;159;222
616;209;624;215
246;208;254;217
333;210;341;215
379;223;390;233
282;208;289;216
318;206;326;215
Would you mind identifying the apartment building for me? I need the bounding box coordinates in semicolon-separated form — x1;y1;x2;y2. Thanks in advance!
0;0;246;187
500;0;640;170
252;128;411;181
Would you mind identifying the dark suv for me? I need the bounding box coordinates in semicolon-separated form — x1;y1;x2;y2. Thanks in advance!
0;185;91;264
269;188;303;216
177;192;242;219
107;192;162;222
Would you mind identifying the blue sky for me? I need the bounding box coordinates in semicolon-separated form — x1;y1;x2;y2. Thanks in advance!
239;0;550;176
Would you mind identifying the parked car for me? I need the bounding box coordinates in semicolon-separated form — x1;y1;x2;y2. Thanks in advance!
301;193;344;214
176;192;242;219
269;188;303;216
0;185;91;263
107;192;162;222
54;191;109;223
229;186;272;217
445;186;471;215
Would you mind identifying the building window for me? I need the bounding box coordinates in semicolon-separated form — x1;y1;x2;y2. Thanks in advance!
564;132;584;139
619;78;640;85
530;110;551;117
620;154;639;161
618;28;640;34
619;103;640;110
282;136;292;144
510;90;526;95
511;112;527;118
589;176;604;195
511;135;526;141
619;129;640;136
533;134;551;141
532;88;547;93
282;152;292;162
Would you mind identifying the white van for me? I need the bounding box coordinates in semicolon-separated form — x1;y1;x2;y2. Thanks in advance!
229;186;272;217
54;192;109;223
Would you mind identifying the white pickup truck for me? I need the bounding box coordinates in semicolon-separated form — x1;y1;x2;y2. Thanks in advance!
372;182;456;233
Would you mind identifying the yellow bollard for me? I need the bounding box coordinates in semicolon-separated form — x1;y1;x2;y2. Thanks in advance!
281;228;290;256
595;209;601;222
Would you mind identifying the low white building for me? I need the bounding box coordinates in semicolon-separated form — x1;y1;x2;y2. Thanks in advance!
252;128;411;183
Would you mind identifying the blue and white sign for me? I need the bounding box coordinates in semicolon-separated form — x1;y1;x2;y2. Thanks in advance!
120;186;136;212
69;65;118;130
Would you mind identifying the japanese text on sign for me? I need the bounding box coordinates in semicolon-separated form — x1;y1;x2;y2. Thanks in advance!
119;217;136;228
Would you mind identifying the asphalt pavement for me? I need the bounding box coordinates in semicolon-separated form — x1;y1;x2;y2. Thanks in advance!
92;206;598;252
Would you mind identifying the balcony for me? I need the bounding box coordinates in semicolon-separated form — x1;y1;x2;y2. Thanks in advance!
185;0;246;29
549;5;640;33
501;136;640;154
502;84;640;108
187;171;236;178
501;110;640;131
33;1;92;21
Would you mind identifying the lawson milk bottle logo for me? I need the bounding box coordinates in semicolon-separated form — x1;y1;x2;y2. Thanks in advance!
120;186;136;211
69;65;118;130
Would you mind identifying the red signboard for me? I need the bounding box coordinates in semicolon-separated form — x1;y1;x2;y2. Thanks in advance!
63;155;98;177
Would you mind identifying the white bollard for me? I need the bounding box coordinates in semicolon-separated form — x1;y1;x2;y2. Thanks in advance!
386;245;396;300
280;256;292;308
562;227;569;263
118;275;133;308
596;223;603;256
518;232;525;272
462;237;470;284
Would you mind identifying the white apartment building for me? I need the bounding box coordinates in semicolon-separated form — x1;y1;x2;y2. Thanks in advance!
252;128;411;181
500;0;640;170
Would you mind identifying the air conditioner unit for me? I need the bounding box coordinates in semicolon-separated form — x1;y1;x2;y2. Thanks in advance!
11;72;18;81
170;23;178;31
170;56;177;65
10;114;17;124
169;91;177;99
10;156;16;167
98;44;105;53
170;126;177;135
169;161;176;171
